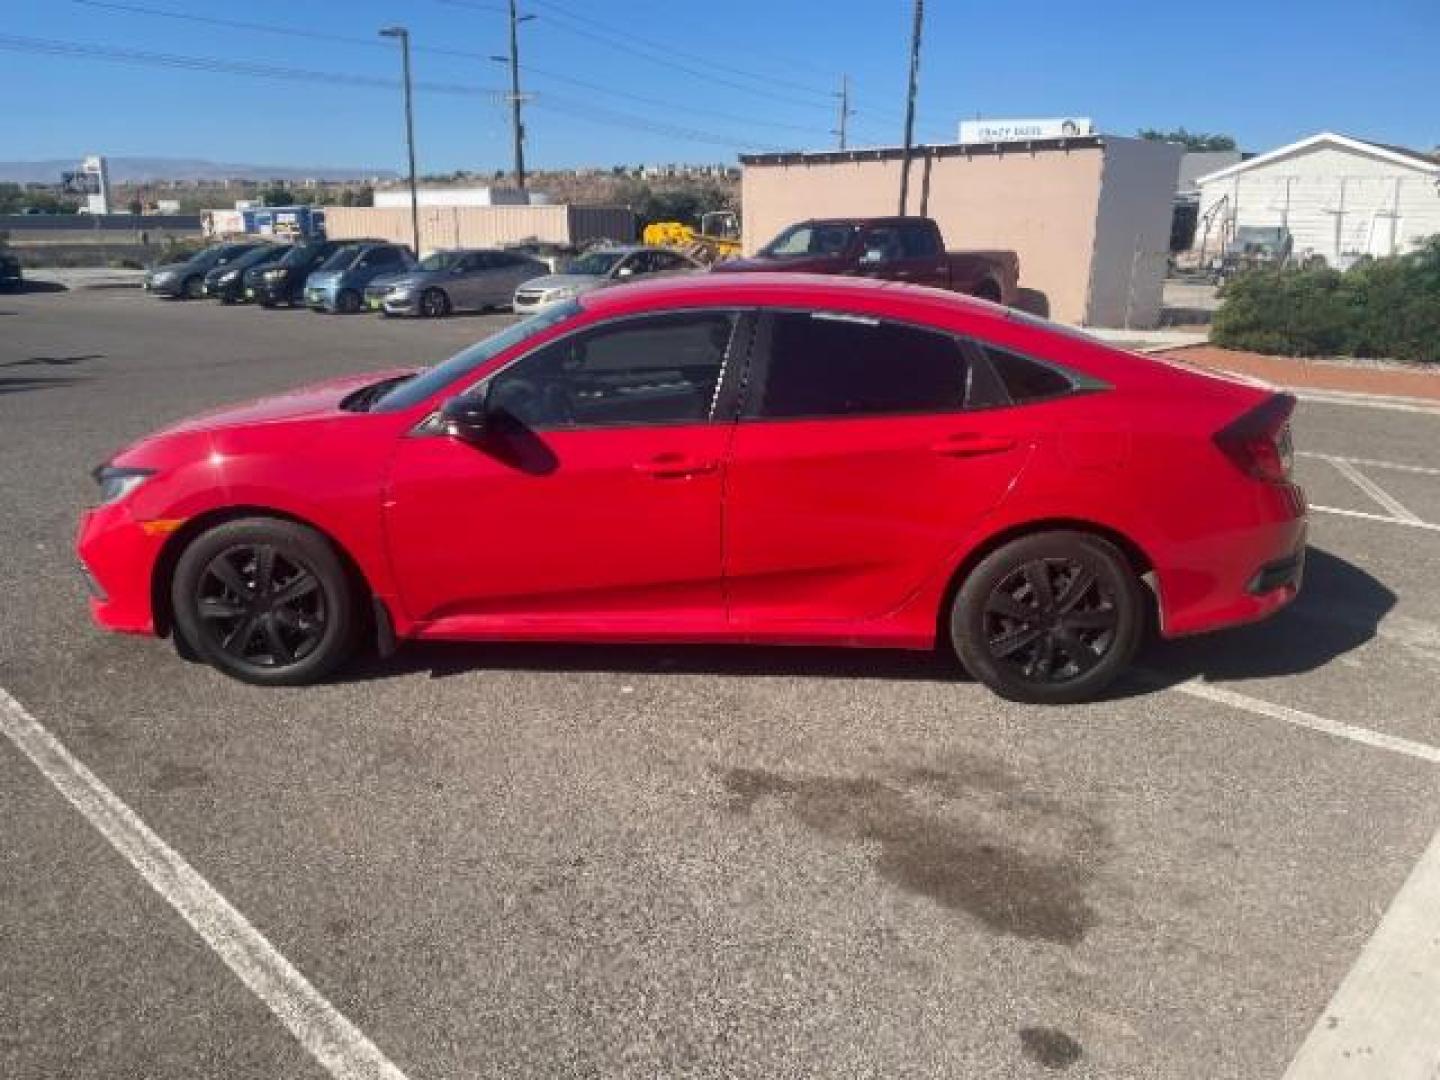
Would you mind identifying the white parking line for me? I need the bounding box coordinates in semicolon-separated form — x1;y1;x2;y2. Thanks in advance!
1165;678;1440;765
1298;451;1440;478
0;687;411;1080
1282;822;1440;1079
1294;389;1440;417
1310;505;1440;533
1325;457;1424;524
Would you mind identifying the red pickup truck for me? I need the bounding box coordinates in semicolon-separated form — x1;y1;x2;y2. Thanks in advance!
713;215;1020;305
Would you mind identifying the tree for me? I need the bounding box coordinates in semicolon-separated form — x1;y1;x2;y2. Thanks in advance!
1138;127;1237;152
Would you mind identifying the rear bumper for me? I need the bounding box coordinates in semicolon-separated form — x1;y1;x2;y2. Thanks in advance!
75;503;168;636
1159;485;1307;637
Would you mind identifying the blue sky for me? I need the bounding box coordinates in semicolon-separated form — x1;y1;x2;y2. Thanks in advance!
4;0;1438;173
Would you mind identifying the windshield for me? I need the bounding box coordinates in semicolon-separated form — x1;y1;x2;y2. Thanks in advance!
280;244;327;267
233;245;285;269
567;251;624;276
759;222;857;258
418;251;464;272
317;245;362;273
188;243;248;269
371;300;583;412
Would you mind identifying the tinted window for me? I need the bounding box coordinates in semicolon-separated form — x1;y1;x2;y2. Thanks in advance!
757;313;968;419
318;245;362;272
371;301;582;412
899;221;941;257
366;247;403;267
487;311;738;429
983;346;1074;402
860;227;902;261
760;222;858;258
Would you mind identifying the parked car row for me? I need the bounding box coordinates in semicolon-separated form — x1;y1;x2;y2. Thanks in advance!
143;239;706;318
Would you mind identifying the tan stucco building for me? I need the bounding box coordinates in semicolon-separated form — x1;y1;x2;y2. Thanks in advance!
740;135;1181;328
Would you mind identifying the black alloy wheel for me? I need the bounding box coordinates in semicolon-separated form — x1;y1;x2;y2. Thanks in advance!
420;287;451;318
951;531;1143;703
171;518;358;685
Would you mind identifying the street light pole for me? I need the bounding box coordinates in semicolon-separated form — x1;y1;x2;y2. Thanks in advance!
379;25;420;258
493;1;536;193
897;0;924;215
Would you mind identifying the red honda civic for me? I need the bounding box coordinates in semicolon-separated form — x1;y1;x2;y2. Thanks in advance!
77;273;1305;703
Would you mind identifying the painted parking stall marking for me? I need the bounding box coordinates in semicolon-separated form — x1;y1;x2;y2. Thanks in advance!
1283;821;1440;1080
0;686;412;1080
1296;451;1440;533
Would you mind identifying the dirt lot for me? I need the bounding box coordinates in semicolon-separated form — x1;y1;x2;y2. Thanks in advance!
2;288;1439;1079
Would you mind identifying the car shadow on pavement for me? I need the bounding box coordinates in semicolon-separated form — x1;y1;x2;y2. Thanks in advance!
344;546;1391;695
347;639;964;685
1122;545;1395;693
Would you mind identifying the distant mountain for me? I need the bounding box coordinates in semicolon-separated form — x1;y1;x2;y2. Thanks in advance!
0;157;397;184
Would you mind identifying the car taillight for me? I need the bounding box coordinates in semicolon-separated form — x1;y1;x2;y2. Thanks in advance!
1214;393;1296;483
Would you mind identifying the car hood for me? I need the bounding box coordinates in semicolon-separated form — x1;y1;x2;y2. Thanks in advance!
520;273;604;292
148;368;418;437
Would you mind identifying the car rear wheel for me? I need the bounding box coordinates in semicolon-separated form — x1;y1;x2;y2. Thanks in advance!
183;275;204;300
171;518;359;686
950;531;1143;704
420;287;451;318
335;288;361;314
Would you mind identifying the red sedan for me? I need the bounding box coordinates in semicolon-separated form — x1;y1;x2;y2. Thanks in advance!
77;274;1305;703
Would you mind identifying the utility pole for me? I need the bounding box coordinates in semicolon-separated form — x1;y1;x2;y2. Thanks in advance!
499;0;535;192
833;73;852;150
379;26;420;258
897;0;924;215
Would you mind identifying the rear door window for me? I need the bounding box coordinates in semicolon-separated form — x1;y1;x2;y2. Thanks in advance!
750;312;969;419
981;345;1075;403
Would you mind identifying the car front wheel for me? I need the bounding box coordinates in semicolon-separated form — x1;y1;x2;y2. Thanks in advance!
950;531;1144;704
420;287;451;318
171;517;359;686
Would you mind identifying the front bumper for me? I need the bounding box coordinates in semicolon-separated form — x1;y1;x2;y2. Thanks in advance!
377;290;419;315
147;278;185;296
305;286;338;311
249;277;294;304
75;502;170;636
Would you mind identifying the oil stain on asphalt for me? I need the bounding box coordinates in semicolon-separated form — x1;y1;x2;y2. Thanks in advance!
722;760;1104;945
1019;1026;1084;1069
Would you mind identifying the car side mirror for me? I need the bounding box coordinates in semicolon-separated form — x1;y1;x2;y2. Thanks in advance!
439;393;490;441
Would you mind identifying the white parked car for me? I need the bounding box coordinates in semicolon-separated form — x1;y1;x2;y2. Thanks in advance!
512;244;703;314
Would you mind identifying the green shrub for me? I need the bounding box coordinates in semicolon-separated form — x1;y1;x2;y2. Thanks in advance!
1212;237;1440;363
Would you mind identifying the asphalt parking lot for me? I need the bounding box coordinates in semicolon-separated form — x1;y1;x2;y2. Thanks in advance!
2;288;1439;1079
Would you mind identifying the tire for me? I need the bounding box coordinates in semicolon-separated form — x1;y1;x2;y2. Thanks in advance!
949;531;1144;704
420;287;451;318
335;288;361;314
183;275;204;300
170;517;359;686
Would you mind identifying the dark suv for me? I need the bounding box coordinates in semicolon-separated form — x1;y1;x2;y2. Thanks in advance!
205;243;289;303
145;242;268;299
245;239;346;307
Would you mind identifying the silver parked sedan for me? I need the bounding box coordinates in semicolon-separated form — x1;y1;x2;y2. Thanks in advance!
366;248;549;317
512;245;703;315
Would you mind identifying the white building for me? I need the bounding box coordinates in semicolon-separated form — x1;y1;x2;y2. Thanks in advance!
373;186;532;209
1193;132;1440;266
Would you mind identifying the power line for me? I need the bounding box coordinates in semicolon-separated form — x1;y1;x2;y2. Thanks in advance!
0;33;507;98
63;0;820;143
0;32;782;152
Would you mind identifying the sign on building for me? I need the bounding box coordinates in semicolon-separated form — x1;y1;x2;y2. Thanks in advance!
61;155;110;214
958;118;1095;144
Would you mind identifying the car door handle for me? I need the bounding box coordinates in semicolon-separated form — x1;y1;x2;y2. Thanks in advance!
634;454;719;478
930;434;1017;458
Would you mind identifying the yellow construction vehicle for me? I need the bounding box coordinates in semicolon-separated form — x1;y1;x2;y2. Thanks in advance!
642;210;742;265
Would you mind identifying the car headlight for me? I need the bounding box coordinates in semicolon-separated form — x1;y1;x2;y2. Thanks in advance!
92;465;155;506
263;267;287;280
547;285;581;301
388;285;413;298
219;270;238;283
152;270;176;284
